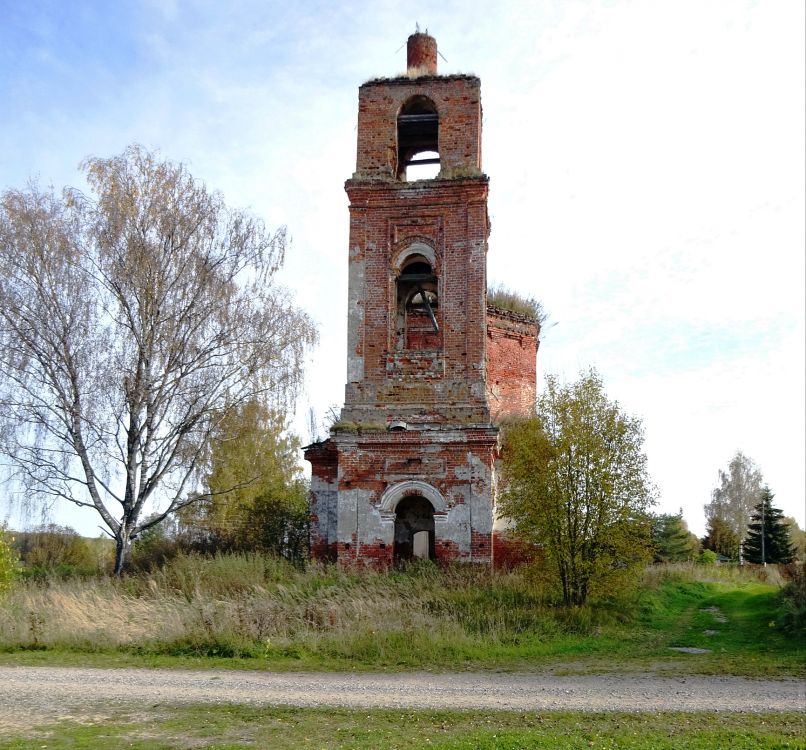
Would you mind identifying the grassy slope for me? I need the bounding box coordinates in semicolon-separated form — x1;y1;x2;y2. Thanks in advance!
0;560;802;676
1;707;804;750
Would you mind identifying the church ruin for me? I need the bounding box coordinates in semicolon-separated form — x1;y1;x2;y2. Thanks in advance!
304;31;539;567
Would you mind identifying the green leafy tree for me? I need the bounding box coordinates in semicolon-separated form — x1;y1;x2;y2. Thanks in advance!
500;370;655;606
701;514;741;561
782;517;805;562
652;511;700;562
178;400;309;561
704;451;763;554
743;487;794;565
0;525;19;594
0;146;316;575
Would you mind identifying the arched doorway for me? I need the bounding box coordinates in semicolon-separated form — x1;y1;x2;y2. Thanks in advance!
393;495;435;564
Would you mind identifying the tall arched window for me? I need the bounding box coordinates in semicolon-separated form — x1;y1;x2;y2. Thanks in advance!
397;96;439;181
395;255;440;350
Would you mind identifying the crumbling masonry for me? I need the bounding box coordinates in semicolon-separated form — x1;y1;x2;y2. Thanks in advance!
305;32;539;567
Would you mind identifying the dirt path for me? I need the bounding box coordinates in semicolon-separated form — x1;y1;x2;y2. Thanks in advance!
1;666;803;727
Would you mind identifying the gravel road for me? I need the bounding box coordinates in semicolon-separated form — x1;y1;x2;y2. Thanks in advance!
1;666;804;727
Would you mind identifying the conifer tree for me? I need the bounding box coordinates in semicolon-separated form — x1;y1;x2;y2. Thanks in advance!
652;511;700;562
743;487;794;564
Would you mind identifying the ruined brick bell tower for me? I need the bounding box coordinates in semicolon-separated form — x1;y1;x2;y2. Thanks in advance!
305;31;538;566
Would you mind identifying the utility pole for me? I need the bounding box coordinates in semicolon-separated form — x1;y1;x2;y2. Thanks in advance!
761;495;766;567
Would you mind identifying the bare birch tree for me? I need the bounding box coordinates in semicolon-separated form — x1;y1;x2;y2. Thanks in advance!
0;145;317;573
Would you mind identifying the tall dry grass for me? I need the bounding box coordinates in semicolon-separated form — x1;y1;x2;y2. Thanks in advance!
0;555;791;662
0;554;553;658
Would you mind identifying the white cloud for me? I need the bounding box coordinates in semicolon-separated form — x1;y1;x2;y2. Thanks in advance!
1;0;803;536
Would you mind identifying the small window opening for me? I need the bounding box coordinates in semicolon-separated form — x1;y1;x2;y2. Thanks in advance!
397;96;439;181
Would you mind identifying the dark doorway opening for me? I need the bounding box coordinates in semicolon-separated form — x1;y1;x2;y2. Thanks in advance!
393;495;435;564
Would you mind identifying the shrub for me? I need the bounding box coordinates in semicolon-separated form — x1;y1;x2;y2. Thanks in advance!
0;526;19;594
779;561;806;637
129;520;184;572
12;524;98;578
699;549;718;565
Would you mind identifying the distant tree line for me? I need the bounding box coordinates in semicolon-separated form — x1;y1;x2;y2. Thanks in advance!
700;451;797;565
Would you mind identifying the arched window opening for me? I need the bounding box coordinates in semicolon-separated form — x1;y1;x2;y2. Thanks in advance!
397;96;439;181
394;495;436;564
395;256;440;350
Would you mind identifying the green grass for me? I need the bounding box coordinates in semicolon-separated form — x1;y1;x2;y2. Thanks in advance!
0;558;802;676
1;706;803;749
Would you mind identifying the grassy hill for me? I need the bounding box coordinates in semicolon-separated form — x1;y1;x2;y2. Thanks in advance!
0;555;802;677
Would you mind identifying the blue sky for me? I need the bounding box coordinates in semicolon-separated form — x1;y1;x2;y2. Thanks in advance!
1;0;804;536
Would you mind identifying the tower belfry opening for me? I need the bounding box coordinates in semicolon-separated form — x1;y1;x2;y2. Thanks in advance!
397;96;439;180
304;29;540;569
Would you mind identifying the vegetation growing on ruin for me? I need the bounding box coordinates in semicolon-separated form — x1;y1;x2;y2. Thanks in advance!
487;283;546;323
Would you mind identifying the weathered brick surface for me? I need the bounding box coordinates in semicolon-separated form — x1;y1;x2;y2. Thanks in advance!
304;440;339;562
335;427;498;564
407;32;438;74
492;531;541;570
341;177;492;426
354;76;482;180
306;34;538;569
486;308;539;421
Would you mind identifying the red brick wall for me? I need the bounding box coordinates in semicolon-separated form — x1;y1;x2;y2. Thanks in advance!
333;428;496;505
346;180;489;381
332;427;498;566
341;70;492;428
354;75;482;179
305;63;538;569
485;308;538;422
492;531;541;570
407;33;437;74
405;308;441;350
343;177;491;424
